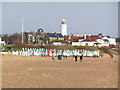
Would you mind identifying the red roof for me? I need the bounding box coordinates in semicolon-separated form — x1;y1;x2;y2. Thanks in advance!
64;36;84;41
64;35;101;42
90;35;102;39
82;35;101;42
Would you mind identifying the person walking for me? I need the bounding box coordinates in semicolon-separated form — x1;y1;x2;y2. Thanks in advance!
52;55;55;60
111;55;113;58
74;50;78;62
74;56;78;62
52;49;55;60
58;54;62;60
80;54;83;62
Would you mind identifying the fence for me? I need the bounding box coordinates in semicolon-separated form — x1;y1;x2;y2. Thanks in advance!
11;48;100;57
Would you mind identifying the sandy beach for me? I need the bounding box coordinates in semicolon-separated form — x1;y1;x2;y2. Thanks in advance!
2;54;118;88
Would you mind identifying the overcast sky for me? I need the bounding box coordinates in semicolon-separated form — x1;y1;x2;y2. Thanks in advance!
2;2;118;37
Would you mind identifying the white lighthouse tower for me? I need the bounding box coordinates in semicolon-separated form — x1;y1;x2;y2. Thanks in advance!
60;19;67;36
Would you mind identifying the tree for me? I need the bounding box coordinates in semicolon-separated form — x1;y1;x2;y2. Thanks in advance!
98;33;103;37
8;33;21;44
2;34;9;44
107;35;110;38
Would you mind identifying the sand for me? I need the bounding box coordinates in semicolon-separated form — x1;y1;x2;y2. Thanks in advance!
2;54;118;88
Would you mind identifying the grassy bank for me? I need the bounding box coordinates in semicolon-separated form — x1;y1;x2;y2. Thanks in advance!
3;43;100;51
3;43;118;57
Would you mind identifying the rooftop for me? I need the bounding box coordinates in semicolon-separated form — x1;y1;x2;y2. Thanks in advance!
46;33;63;38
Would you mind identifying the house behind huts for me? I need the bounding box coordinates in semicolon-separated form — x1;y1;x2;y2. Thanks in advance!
44;32;64;45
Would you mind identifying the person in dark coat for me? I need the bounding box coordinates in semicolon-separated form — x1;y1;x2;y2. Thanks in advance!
74;56;78;62
80;54;83;62
65;56;67;59
58;55;60;60
111;55;113;58
58;54;62;60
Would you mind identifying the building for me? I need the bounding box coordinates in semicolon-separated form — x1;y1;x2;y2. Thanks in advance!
34;28;45;45
24;28;45;45
60;19;67;36
80;34;102;47
64;35;84;42
44;32;64;44
72;35;101;46
0;38;6;45
71;34;116;47
96;36;116;47
25;32;35;44
51;40;69;45
72;41;81;46
116;38;120;47
104;36;116;45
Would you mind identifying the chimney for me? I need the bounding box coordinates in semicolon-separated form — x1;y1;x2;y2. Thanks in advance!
84;34;87;39
76;33;79;36
88;33;91;36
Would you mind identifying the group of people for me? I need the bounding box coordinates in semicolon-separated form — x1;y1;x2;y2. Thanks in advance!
52;52;83;62
52;54;67;60
74;55;83;62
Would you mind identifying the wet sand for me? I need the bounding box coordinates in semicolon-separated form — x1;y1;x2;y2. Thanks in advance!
2;54;118;88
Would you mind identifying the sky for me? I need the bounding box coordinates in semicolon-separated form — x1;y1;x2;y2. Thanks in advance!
2;2;118;37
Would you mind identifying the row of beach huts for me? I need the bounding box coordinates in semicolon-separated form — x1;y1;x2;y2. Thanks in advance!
1;48;100;57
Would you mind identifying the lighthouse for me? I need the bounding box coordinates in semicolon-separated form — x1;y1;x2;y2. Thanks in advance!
60;19;67;36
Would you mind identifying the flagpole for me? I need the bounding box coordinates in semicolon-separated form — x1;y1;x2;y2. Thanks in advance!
22;17;24;43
